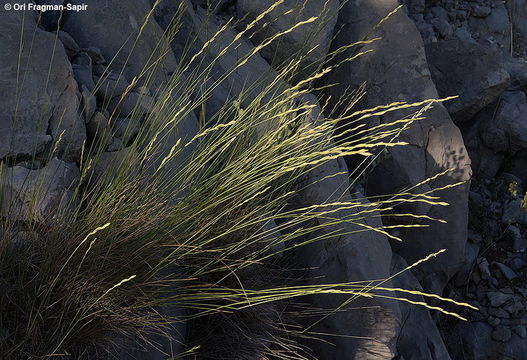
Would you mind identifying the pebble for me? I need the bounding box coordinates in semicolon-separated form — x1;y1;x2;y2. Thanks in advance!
487;292;513;307
492;326;512;342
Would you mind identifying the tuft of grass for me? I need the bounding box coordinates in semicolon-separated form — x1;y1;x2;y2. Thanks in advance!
0;2;473;358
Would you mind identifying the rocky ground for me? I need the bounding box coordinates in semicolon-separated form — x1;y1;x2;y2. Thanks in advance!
0;0;527;358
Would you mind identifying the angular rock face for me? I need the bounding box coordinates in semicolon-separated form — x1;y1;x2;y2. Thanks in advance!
63;0;176;90
0;10;85;162
426;39;510;123
291;159;400;360
236;0;339;78
0;158;80;225
391;254;451;360
324;0;471;293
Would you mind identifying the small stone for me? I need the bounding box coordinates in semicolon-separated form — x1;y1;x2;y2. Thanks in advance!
488;316;501;327
432;18;453;38
72;53;95;92
509;256;526;270
468;229;483;244
87;111;112;146
107;137;124;152
82;46;106;64
487;291;513;307
95;72;131;100
487;307;510;319
513;325;527;338
492;326;512;342
112;117;140;145
80;85;97;123
503;200;527;225
503;299;524;315
495;262;518;281
479;258;492;279
472;5;492;18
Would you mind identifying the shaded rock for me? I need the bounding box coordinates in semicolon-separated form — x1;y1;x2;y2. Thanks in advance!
63;0;177;90
236;0;339;78
477;91;527;154
57;30;79;57
80;85;97;123
503;199;527;225
86;111;112;147
0;10;85;162
495;262;518;281
0;158;79;225
106;137;124;152
454;241;480;286
507;0;527;55
513;325;527;338
391;254;451;360
487;291;513;307
324;0;471;294
108;92;155;117
72;52;96;92
112;117;140;144
95;71;131;100
34;0;64;31
468;3;511;50
426;39;510;122
492;326;512;342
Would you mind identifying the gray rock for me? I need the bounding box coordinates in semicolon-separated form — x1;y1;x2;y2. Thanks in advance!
0;158;79;225
34;0;64;31
324;0;471;294
495;262;518;281
108;92;155;117
426;39;510;122
57;30;79;57
391;254;452;360
72;52;96;92
80;85;97;123
95;72;131;100
478;91;527;153
472;5;492;18
487;307;510;319
503;199;527;225
468;4;511;50
454;241;480;286
487;291;513;307
63;0;177;91
506;0;527;55
432;18;453;38
236;0;339;79
112;117;140;145
87;111;113;147
492;326;512;342
488;316;501;327
513;325;527;338
504;57;527;92
82;46;106;65
0;10;85;162
107;137;124;152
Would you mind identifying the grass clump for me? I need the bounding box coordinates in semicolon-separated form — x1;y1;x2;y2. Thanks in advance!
0;2;473;359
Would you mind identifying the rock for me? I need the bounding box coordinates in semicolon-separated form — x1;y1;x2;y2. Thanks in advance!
472;5;492;18
454;241;480;286
487;307;510;319
391;254;452;360
492;326;512;342
0;10;85;162
90;147;139;185
432;18;453;38
487;291;513;307
87;111;113;147
63;0;177;90
107;137;124;152
488;316;501;327
504;57;527;92
236;0;339;78
477;91;527;153
506;225;527;252
426;39;510;122
324;0;471;294
80;85;97;123
513;325;527;338
0;158;79;225
495;262;518;281
82;46;106;65
112;117;140;144
108;92;155;117
95;72;131;100
468;3;511;50
507;0;527;55
57;30;79;57
503;199;527;225
468;229;483;244
72;52;96;92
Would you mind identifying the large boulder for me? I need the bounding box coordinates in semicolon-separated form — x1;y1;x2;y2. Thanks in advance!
425;39;510;123
63;0;177;90
0;9;85;162
391;254;452;360
0;158;80;225
236;0;339;78
323;0;471;293
291;159;400;360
